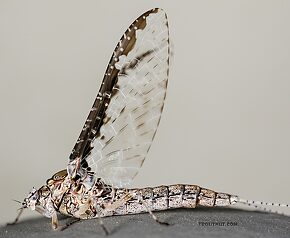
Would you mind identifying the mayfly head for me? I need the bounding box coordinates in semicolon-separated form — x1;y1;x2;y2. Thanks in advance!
16;170;69;220
22;187;38;210
21;170;68;213
20;184;56;219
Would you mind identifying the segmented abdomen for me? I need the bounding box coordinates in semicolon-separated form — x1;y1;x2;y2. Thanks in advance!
112;184;237;216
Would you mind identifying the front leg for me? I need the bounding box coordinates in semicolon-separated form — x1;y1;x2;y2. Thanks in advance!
7;207;24;226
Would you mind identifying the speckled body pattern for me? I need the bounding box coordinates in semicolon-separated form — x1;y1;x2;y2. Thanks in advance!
101;185;234;217
43;170;237;220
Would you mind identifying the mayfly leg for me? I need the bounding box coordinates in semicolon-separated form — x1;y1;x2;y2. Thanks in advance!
51;211;59;230
51;210;81;231
140;200;170;226
7;207;24;226
98;191;133;235
94;207;109;235
58;218;81;231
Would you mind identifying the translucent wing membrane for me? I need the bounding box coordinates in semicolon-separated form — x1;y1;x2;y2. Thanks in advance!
68;8;170;188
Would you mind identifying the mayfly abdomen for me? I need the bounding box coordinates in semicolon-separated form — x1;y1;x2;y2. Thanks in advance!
112;184;237;216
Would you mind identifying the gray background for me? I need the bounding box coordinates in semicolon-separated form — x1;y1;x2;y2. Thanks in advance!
1;0;290;225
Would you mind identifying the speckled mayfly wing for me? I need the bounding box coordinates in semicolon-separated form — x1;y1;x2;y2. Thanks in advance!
67;9;170;188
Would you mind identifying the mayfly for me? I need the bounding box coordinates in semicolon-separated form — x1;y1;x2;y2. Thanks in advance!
8;8;290;233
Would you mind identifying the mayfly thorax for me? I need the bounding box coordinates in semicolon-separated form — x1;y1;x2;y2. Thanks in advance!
8;8;290;233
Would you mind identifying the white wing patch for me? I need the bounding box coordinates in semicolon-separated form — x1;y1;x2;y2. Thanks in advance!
84;9;170;188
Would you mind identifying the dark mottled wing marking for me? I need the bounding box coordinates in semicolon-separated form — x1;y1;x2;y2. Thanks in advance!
67;8;170;187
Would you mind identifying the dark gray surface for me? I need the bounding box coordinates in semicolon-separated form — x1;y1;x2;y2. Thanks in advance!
1;208;289;238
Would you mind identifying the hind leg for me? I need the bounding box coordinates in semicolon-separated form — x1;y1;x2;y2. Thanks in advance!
140;200;170;226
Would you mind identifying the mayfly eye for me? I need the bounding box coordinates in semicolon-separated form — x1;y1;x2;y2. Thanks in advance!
39;186;50;197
